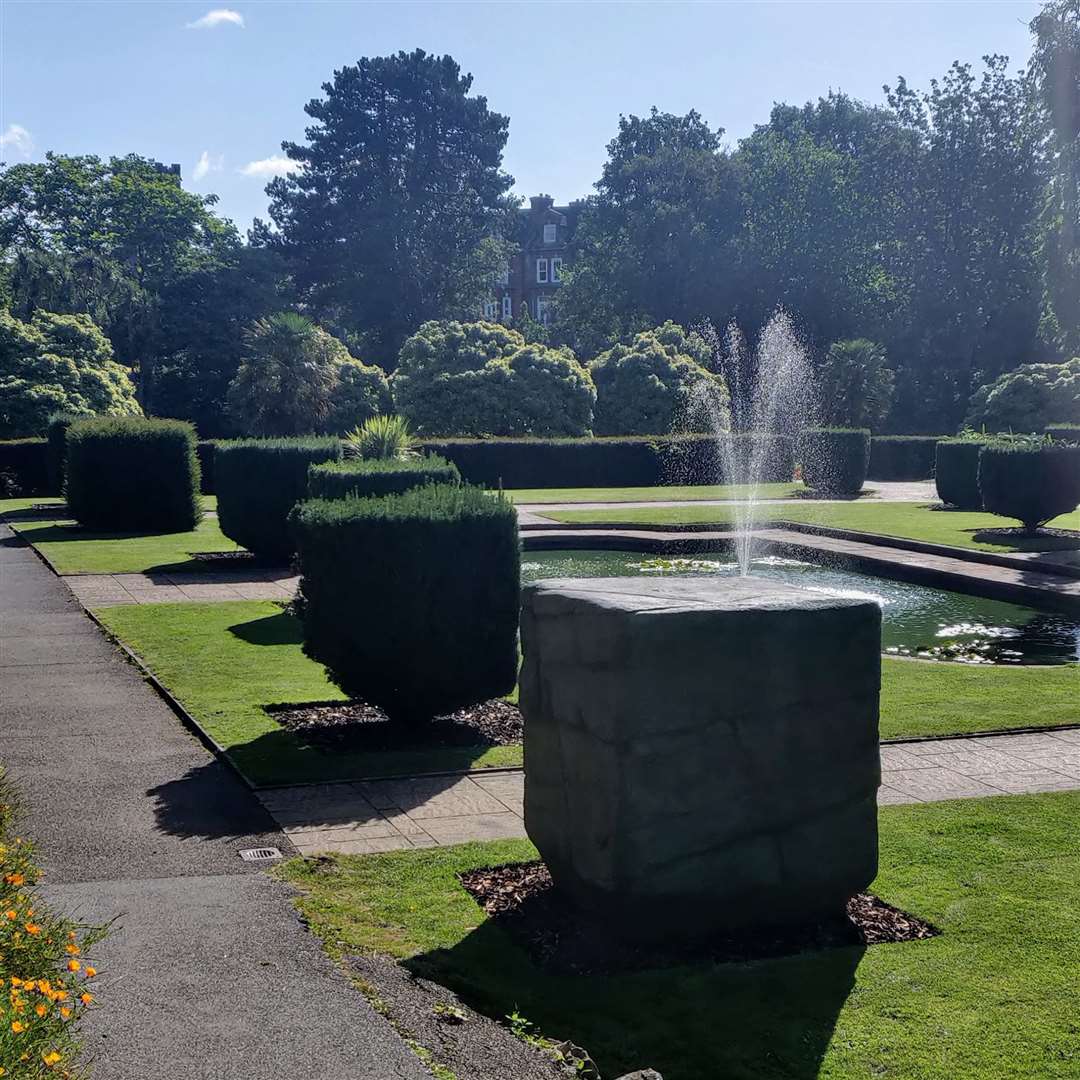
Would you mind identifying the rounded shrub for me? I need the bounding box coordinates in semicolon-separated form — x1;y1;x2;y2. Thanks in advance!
798;427;870;495
65;417;201;531
308;455;460;500
977;444;1080;533
216;437;341;560
867;436;942;481
935;437;990;509
291;484;520;722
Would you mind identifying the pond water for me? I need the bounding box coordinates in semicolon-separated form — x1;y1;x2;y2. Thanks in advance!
520;550;1080;665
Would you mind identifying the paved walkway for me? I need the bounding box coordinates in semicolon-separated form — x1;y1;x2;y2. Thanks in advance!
0;524;430;1080
65;568;298;606
255;728;1080;855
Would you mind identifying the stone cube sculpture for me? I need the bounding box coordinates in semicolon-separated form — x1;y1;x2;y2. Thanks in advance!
519;576;881;939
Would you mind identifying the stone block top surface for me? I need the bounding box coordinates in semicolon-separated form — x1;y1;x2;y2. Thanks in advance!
523;575;880;616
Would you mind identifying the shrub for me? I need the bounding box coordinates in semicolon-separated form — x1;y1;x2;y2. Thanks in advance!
978;443;1080;532
393;320;595;436
868;436;942;481
798;427;870;494
291;484;520;721
1046;423;1080;443
216;437;341;560
0;310;140;438
816;339;895;429
344;414;418;461
65;417;201;531
46;414;78;494
227;312;391;436
658;433;796;485
588;321;726;435
308;455;460;500
196;440;216;495
935;436;991;509
966;358;1080;432
0;438;49;497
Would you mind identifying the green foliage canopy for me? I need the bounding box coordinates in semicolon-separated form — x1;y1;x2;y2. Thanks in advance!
966;357;1080;431
816;339;895;430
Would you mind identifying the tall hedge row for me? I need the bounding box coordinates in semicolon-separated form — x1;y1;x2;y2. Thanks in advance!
307;455;460;501
935;439;990;509
867;436;941;480
799;428;871;495
65;417;201;531
291;485;520;721
215;437;341;560
978;444;1080;532
1046;424;1080;443
0;439;49;496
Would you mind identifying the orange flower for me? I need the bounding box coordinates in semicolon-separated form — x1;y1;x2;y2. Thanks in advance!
59;1007;71;1019
64;944;79;956
11;1020;25;1033
4;910;16;920
41;1051;61;1066
24;923;41;935
34;1004;46;1018
78;993;92;1006
4;873;25;886
83;967;96;978
65;960;80;973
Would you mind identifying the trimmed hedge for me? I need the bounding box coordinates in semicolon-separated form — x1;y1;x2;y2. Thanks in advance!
196;440;216;495
935;438;990;509
868;436;942;481
308;455;460;500
1046;424;1080;443
216;437;341;560
978;444;1080;532
65;417;201;531
420;434;794;489
291;484;520;721
0;438;49;497
46;414;78;494
799;428;870;495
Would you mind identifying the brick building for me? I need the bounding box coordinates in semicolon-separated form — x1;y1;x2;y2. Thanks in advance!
484;194;583;326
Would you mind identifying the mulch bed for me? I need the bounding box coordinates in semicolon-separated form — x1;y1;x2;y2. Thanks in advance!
189;550;290;570
267;698;522;752
459;861;939;975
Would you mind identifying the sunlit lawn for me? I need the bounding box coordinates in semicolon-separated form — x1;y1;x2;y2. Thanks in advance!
508;482;802;503
543;500;1080;553
279;791;1080;1080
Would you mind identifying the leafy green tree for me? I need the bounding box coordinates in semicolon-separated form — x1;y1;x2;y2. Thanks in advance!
588;321;726;435
816;339;895;430
227;313;390;436
966;357;1080;431
553;109;742;358
260;49;515;366
0;310;141;437
392;320;594;436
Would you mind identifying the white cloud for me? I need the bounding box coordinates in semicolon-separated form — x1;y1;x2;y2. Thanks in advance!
0;123;34;159
192;150;224;181
186;8;244;30
238;154;299;179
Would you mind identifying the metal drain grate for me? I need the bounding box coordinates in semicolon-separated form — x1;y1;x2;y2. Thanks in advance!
238;847;283;862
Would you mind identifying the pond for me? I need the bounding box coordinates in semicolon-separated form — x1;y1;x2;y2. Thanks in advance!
520;550;1080;666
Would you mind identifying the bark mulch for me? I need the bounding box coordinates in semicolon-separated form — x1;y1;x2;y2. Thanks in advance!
459;861;939;975
189;550;290;570
267;698;522;753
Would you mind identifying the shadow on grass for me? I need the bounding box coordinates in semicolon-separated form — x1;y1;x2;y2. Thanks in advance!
228;611;303;646
407;919;865;1080
969;527;1080;553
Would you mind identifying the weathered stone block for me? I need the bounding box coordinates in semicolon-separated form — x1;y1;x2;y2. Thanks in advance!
519;576;881;938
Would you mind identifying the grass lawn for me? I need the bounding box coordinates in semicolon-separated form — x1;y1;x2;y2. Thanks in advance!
96;600;521;786
544;500;1080;553
0;495;64;515
7;509;237;574
279;791;1080;1080
95;599;1078;785
508;482;802;504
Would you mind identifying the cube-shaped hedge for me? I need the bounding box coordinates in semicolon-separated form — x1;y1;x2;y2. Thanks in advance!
867;436;941;480
799;428;870;495
307;454;460;501
65;417;201;531
215;437;341;561
0;439;49;497
935;438;989;509
978;444;1080;532
290;484;520;722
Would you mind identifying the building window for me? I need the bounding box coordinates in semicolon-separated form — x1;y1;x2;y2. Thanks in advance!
497;264;510;286
543;223;557;244
502;295;512;319
483;300;498;320
536;258;549;284
536;297;554;325
552;257;563;283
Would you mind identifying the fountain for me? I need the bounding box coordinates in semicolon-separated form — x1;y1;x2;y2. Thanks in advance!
689;309;817;574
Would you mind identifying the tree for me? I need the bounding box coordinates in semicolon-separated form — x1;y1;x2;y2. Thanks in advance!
0;310;141;438
226;313;390;436
966;357;1080;431
588;321;727;435
553;109;742;358
392;320;595;436
261;49;515;366
816;339;895;430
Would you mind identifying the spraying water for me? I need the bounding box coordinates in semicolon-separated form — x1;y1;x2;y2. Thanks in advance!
688;310;816;575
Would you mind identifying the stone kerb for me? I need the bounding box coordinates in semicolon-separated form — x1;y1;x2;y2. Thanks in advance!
519;575;882;939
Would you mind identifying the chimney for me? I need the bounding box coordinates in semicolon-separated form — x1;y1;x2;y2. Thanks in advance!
530;194;554;211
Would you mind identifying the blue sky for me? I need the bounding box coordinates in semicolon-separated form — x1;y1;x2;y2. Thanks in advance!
1;1;1039;232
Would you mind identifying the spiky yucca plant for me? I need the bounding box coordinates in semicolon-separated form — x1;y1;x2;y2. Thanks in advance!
343;414;419;460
